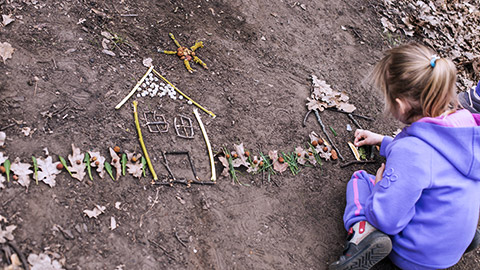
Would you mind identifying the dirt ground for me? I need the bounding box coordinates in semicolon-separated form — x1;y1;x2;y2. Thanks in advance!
0;0;479;269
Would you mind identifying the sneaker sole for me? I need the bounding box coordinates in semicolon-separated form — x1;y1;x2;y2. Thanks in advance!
329;234;392;270
458;91;480;114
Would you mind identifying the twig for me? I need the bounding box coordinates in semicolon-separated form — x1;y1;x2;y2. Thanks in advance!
153;178;216;186
174;232;187;248
340;160;377;168
193;108;216;181
7;242;30;270
133;101;158;180
148;239;176;261
164;151;198;180
313;110;345;161
115;66;154;109
161;151;176;180
326;108;374;121
302;110;312;127
347;113;363;129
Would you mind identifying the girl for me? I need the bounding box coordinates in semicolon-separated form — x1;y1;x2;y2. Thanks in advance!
330;43;480;270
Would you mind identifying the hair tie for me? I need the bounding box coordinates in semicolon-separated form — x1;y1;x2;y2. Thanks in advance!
430;54;440;68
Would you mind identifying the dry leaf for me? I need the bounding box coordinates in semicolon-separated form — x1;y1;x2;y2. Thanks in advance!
88;151;106;178
0;151;8;164
109;147;121;180
110;217;117;230
28;252;64;270
11;157;32;188
308;75;356;113
231;143;250;168
217;156;230;177
268;150;288;173
294;147;308;165
0;224;16;243
2;14;15;26
125;151;142;178
0;131;5;146
246;156;263;173
4;253;22;270
0;174;5;189
67;144;86;181
83;205;106;218
0;42;15;63
36;156;62;187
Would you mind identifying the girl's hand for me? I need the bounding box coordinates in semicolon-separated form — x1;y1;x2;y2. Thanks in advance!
375;163;385;184
354;129;385;147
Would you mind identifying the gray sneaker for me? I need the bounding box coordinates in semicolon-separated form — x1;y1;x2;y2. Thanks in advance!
329;221;392;270
458;84;480;114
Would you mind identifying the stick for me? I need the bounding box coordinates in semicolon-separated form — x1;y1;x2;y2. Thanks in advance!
340;160;376;168
133;101;158;180
302;110;312;127
161;151;176;180
313;109;345;161
115;66;154;109
326;108;374;121
152;69;216;118
174;232;187;248
347;113;363;129
193;108;216;181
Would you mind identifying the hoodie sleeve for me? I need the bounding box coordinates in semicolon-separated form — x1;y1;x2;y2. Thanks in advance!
379;136;394;157
365;137;432;235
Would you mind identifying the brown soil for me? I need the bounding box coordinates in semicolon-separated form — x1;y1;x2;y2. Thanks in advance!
0;0;478;269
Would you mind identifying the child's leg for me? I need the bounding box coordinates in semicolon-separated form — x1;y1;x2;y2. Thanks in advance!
458;80;480;113
343;170;376;230
329;170;391;270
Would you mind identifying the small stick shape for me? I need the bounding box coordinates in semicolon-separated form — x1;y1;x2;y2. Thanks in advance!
313;109;345;161
133;101;158;180
193;108;216;181
115;65;154;109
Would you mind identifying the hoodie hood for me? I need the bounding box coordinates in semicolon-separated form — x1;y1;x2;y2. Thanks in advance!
401;110;480;181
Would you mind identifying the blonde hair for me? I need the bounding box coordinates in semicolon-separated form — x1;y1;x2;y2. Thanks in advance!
371;43;458;123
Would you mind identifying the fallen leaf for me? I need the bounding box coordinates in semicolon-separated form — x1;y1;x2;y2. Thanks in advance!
0;174;5;189
125;151;142;178
28;253;64;270
217;156;230;177
110;216;117;230
83;205;106;218
10;157;32;188
308;75;356;113
109;147;121;180
0;131;5;146
4;253;22;270
88;151;106;178
176;195;186;205
246;156;263;173
2;14;15;26
36;156;62;187
0;42;15;63
231;143;250;168
0;224;16;243
102;49;115;57
268;150;288;173
143;58;153;67
0;151;8;164
67;144;86;181
294;147;308;165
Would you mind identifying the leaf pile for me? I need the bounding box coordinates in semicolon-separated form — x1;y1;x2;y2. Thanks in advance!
306;75;356;113
378;1;480;90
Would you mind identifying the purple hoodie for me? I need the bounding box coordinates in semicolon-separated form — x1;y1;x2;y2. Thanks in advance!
364;109;480;269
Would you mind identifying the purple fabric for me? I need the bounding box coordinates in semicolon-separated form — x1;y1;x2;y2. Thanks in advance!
343;109;480;269
476;80;480;96
416;109;478;127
